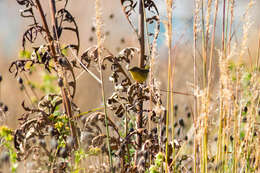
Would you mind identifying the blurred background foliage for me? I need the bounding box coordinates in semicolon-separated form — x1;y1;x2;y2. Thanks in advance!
0;0;259;129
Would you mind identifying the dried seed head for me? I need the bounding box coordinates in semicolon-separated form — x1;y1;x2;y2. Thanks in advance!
243;106;248;113
109;14;114;19
151;127;157;134
58;78;64;87
230;135;233;141
17;77;23;85
3;105;8;112
242;117;247;123
105;31;110;36
0;74;2;82
91;26;96;32
174;104;178;111
184;136;188;141
58;57;70;68
129;127;134;133
120;38;125;44
17;61;23;68
177;128;181;136
187;112;191;118
179;118;185;127
89;36;94;42
58;147;68;158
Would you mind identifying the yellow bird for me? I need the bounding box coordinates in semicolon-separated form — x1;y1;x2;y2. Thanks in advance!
128;66;149;83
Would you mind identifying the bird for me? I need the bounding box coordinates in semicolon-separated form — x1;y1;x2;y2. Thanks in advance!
128;66;149;83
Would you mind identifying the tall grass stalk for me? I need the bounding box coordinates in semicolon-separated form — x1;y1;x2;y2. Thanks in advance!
193;0;200;172
257;29;260;69
165;0;173;172
95;0;113;170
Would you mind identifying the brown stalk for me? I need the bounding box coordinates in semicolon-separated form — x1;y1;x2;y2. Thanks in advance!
135;0;145;166
35;0;78;149
49;0;79;149
35;0;57;62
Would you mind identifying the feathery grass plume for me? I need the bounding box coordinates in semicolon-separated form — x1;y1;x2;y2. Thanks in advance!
193;0;202;172
257;29;260;69
239;0;255;62
227;0;235;54
149;21;160;133
207;0;219;96
205;0;212;48
95;0;113;170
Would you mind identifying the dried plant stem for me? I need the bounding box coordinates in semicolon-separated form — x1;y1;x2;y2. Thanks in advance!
134;0;146;166
207;0;219;95
201;2;209;169
95;0;113;171
165;0;174;171
228;0;235;54
35;0;56;62
232;69;239;173
49;0;79;149
201;0;207;89
193;0;199;172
